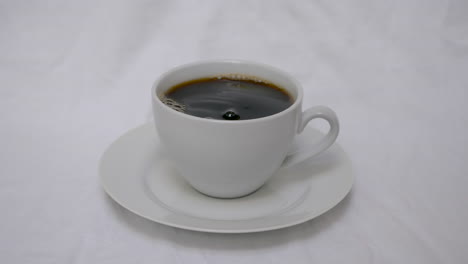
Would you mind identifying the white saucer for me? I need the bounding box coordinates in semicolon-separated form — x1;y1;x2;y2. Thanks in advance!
100;123;353;233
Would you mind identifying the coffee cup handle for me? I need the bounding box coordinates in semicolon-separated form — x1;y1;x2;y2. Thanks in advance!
281;106;340;168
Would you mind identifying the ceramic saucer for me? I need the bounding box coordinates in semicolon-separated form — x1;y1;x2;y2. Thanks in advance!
100;123;353;233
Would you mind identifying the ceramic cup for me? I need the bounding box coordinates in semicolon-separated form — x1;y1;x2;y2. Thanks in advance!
152;60;339;198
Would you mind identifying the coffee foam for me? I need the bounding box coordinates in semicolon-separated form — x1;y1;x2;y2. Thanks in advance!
216;74;271;84
160;96;186;113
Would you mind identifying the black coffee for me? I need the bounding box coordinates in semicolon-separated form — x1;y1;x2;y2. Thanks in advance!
162;77;293;120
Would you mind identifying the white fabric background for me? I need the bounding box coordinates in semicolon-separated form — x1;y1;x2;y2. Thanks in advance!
1;0;467;263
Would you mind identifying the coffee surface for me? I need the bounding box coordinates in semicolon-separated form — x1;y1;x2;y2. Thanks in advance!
163;77;293;120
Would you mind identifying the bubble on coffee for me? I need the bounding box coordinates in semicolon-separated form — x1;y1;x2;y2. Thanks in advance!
222;110;240;120
162;76;293;120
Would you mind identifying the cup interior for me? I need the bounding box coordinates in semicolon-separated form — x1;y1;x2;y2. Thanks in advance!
154;61;302;103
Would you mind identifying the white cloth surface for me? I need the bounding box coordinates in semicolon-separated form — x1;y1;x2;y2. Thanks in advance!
1;0;467;263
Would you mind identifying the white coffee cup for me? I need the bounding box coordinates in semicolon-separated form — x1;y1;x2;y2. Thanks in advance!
152;60;339;198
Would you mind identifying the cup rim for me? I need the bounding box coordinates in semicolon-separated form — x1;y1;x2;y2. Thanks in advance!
152;59;303;124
